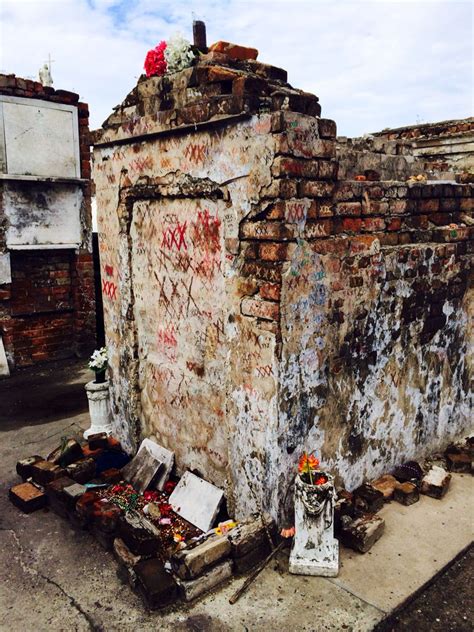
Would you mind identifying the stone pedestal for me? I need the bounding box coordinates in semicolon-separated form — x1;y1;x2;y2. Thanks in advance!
84;380;112;439
289;473;339;577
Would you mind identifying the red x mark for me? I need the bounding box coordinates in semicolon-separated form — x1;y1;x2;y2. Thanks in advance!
102;279;117;300
161;221;187;251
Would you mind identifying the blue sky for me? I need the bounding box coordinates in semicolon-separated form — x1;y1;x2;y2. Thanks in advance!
0;0;472;136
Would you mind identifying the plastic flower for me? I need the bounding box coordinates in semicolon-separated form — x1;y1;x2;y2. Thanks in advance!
88;347;108;372
164;33;195;74
298;452;320;475
280;526;295;538
144;41;167;77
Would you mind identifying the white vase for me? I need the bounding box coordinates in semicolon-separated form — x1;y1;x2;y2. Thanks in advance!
289;472;339;577
83;379;113;439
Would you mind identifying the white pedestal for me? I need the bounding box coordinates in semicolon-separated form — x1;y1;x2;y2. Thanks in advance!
289;473;339;577
83;379;113;439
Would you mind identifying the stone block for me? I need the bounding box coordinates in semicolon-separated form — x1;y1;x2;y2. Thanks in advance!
353;483;384;514
445;452;471;473
334;490;354;535
172;534;231;579
421;466;451;499
134;559;178;609
65;458;96;484
47;439;83;467
30;460;66;486
340;514;385;553
394;482;419;506
370;474;398;500
16;455;43;480
177;559;233;602
9;482;47;513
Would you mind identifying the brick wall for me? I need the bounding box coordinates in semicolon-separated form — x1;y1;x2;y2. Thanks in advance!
0;74;96;369
93;46;472;519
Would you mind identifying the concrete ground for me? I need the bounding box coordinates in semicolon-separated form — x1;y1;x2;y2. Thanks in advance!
0;360;472;632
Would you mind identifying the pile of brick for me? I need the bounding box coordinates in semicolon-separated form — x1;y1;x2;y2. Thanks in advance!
334;437;472;553
9;433;277;609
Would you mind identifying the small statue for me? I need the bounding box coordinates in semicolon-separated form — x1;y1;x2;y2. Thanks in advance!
38;63;53;87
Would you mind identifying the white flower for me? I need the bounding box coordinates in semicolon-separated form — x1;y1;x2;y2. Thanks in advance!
164;33;195;74
88;347;108;371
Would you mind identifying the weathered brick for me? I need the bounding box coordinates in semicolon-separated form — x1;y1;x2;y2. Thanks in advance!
340;514;385;553
259;282;281;301
241;297;280;321
420;466;451;499
336;202;362;217
370;474;398;500
299;181;335;198
172;534;231;579
134;558;178;609
393;482;419;506
353;483;384;514
240;221;295;241
209;41;258;61
178;559;233;602
318;118;337;139
9;482;47;513
418;199;439;213
271;156;319;179
259;242;291;261
16;455;43;480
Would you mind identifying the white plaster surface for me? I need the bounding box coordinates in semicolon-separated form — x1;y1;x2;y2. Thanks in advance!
0;252;11;284
169;471;224;532
0;337;10;377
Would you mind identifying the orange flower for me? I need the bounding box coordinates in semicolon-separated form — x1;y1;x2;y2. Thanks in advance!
280;526;295;538
298;452;320;474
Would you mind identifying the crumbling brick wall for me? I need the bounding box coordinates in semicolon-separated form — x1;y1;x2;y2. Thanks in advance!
0;75;95;369
94;50;472;520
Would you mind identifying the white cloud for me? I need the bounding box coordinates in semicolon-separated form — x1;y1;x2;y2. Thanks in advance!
0;0;472;135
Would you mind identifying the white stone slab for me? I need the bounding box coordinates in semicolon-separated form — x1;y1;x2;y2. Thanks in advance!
0;337;10;377
169;471;224;532
140;438;174;491
0;252;11;285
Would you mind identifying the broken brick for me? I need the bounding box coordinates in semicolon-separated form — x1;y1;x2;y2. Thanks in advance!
371;474;398;501
134;558;178;609
30;460;66;486
340;514;385;553
209;41;258;61
353;483;384;514
88;432;109;450
394;482;419;506
118;513;161;556
113;537;144;568
66;457;96;484
45;476;76;517
9;482;47;513
47;439;83;467
421;466;451;499
172;534;231;580
16;455;43;480
177;559;233;602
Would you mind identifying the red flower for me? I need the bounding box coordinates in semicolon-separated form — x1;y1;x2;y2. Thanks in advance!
164;480;176;494
298;452;320;474
144;41;167;77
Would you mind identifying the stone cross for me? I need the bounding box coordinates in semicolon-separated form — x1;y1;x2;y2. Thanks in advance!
193;20;207;52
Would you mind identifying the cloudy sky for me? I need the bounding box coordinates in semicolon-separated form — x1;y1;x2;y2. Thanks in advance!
0;0;472;136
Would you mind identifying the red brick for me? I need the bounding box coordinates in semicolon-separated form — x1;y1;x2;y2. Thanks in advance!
259;242;290;261
209;41;258;61
259;282;281;301
387;218;402;231
241;297;279;321
299;181;335;198
240;221;294;241
418;199;439;213
361;217;385;232
342;218;362;233
336;202;361;217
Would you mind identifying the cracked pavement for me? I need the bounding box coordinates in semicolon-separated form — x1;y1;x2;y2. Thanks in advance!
1;359;471;632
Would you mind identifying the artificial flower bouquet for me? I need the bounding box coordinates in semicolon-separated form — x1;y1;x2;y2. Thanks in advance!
144;33;196;78
88;347;108;383
298;452;328;486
